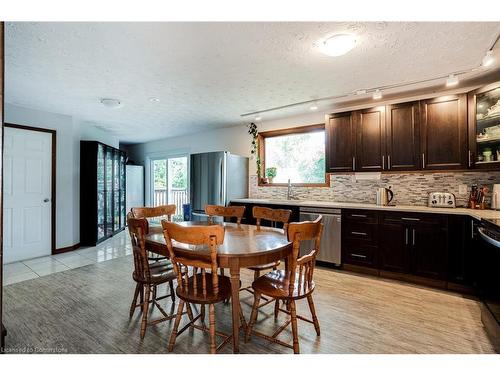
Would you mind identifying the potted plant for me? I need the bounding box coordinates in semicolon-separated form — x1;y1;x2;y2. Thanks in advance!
266;167;277;184
247;122;262;179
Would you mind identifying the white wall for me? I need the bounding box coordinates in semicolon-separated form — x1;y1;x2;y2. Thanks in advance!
79;121;119;149
5;103;118;249
124;111;325;205
126;111;326;177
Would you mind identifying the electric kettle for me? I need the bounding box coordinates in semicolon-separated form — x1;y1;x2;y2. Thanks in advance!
376;187;394;206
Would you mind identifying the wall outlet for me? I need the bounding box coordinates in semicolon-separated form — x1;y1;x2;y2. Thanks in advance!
458;184;468;195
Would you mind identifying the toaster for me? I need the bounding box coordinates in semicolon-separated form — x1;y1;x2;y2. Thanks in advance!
428;192;456;208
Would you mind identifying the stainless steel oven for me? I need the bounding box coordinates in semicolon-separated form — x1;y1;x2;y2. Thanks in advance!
299;207;341;265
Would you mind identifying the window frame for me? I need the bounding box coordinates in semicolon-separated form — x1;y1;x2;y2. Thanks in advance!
258;123;329;187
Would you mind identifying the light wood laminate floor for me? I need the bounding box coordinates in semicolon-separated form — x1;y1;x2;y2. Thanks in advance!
3;254;495;353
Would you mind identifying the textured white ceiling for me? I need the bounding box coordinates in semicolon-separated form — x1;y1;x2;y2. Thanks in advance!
5;22;500;144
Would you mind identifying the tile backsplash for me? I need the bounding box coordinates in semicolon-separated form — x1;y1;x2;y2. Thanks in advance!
249;172;500;207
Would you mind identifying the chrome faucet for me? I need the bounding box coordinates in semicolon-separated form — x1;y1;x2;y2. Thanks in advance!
287;179;293;200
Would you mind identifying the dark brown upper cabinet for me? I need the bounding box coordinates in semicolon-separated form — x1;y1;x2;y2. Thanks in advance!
325;111;356;172
385;101;420;171
468;81;500;169
355;106;386;171
419;94;468;170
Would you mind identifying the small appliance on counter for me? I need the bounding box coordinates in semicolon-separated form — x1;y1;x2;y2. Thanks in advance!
376;187;394;206
491;184;500;210
427;192;456;208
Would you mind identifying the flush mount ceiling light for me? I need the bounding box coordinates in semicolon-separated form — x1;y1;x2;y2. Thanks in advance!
446;74;459;87
309;102;318;111
318;34;357;57
372;89;382;100
255;116;262;121
149;97;160;103
482;50;495;67
100;98;123;109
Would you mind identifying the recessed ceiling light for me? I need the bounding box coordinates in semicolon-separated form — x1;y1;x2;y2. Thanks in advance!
372;89;382;100
482;50;495;67
149;97;160;103
318;34;357;57
309;105;318;111
446;74;459;87
255;116;262;121
100;98;123;109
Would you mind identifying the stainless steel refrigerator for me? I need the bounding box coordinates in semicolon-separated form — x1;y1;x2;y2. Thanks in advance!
190;151;248;221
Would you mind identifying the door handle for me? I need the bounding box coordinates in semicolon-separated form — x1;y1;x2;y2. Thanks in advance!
43;198;50;203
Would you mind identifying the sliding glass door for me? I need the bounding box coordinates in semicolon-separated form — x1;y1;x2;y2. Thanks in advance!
151;155;189;220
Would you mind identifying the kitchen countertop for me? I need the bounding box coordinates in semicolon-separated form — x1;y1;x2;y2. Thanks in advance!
231;198;500;221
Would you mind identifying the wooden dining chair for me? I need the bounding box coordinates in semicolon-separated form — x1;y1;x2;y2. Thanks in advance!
240;206;292;307
205;205;245;225
245;216;323;354
162;221;246;354
131;204;176;225
131;204;177;263
127;215;177;339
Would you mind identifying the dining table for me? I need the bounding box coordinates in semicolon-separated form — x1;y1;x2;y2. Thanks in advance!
144;221;292;353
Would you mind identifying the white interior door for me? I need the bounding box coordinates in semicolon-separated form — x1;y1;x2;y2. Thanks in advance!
3;127;52;264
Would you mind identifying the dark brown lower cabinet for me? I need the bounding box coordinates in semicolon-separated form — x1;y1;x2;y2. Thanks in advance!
343;209;477;291
411;223;448;279
379;222;409;273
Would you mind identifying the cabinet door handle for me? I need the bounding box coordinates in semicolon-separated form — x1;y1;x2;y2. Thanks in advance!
471;220;475;239
382;155;385;170
352;156;356;171
351;231;367;236
405;228;409;245
388;155;391;170
412;229;416;246
351;253;367;259
422;153;426;169
351;214;367;218
468;150;472;168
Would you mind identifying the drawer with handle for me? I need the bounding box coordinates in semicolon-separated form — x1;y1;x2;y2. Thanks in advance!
344;222;378;244
343;209;378;224
343;243;377;267
380;212;446;226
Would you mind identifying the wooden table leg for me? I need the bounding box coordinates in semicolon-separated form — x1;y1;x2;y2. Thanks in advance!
229;263;241;353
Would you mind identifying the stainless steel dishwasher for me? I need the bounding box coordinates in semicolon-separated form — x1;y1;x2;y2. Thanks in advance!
299;207;341;265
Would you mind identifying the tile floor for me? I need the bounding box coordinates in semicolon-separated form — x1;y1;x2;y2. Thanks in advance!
3;230;132;286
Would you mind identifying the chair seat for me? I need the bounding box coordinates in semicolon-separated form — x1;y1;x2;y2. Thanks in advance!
149;258;173;270
248;260;280;272
133;261;176;285
252;269;315;300
176;273;232;304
